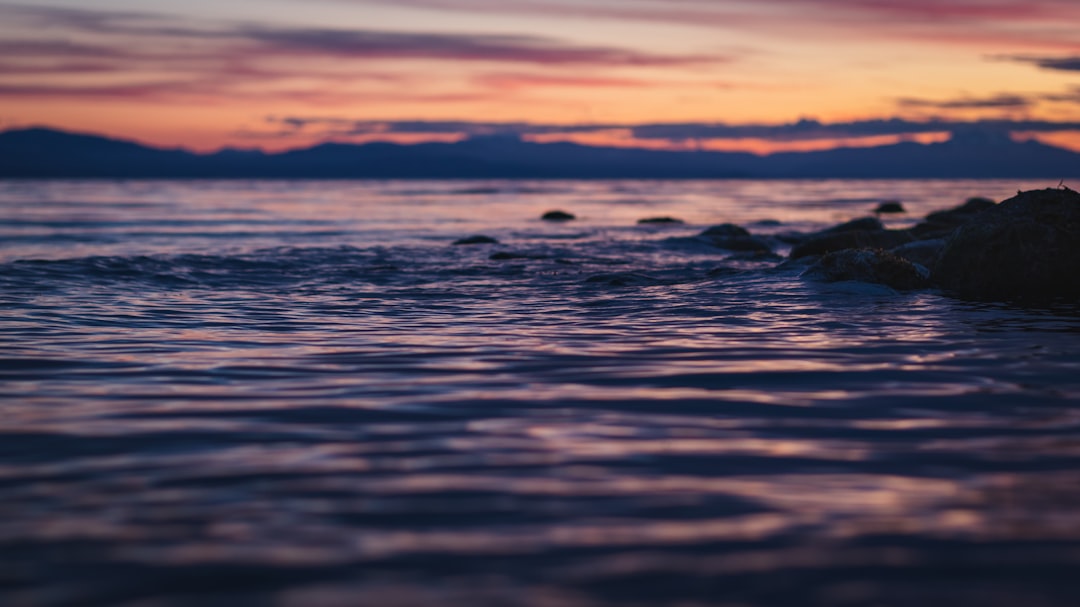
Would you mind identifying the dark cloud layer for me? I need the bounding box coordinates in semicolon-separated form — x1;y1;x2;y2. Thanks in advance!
0;5;717;73
1002;55;1080;72
897;94;1034;110
268;116;1080;143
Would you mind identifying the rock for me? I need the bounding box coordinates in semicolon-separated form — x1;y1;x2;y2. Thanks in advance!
453;235;499;245
821;216;884;234
490;252;548;261
934;188;1080;301
708;234;773;253
774;231;808;244
790;229;913;259
890;238;946;271
725;251;783;262
910;196;996;239
782;216;887;250
542;210;576;221
638;216;684;225
927;196;996;224
700;223;750;238
874;201;906;214
802;248;930;291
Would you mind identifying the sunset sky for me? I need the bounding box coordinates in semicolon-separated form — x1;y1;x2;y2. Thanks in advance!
2;0;1080;152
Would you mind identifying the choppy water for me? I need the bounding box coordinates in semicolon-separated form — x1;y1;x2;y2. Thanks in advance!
2;179;1079;607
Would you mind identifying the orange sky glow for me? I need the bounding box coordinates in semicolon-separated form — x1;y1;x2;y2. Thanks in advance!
1;0;1079;153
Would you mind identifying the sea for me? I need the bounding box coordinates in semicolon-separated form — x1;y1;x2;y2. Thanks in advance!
1;179;1079;607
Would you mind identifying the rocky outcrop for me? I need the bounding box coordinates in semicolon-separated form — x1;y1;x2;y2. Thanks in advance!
701;223;750;238
874;201;905;214
890;238;946;271
780;216;887;251
821;216;885;234
453;235;499;245
542;210;576;221
697;223;772;253
790;229;913;259
709;235;773;253
934;188;1080;301
802;248;930;291
910;196;995;239
638;216;684;225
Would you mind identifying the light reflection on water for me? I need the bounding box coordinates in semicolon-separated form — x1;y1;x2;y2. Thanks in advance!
1;179;1080;606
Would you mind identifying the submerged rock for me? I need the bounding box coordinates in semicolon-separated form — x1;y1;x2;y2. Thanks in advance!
934;188;1080;301
542;210;576;221
780;216;886;249
708;234;773;253
821;216;884;234
700;223;750;238
490;251;548;261
638;216;684;225
790;229;913;259
927;196;996;224
890;238;946;271
874;201;905;214
910;196;996;239
802;248;930;291
453;235;499;245
696;223;772;253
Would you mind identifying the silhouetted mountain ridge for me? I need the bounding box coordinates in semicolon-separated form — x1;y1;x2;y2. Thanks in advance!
1;126;1077;178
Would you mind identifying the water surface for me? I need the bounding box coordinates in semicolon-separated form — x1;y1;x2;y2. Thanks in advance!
2;179;1079;606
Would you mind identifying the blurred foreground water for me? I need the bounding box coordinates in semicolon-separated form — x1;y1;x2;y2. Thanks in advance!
1;179;1079;606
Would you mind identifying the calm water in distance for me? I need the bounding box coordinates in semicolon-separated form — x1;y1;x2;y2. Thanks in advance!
1;179;1079;606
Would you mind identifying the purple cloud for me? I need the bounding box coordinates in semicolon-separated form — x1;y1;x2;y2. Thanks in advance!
897;94;1035;110
265;116;1080;143
1000;55;1080;72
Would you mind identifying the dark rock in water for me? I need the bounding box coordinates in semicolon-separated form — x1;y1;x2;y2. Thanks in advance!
821;216;884;234
790;229;913;259
927;196;996;224
782;215;888;250
453;235;499;245
542;210;576;221
490;251;549;261
709;234;773;253
874;201;906;214
774;231;808;244
911;196;996;239
725;250;784;262
802;248;930;290
700;223;750;238
890;238;946;271
638;216;684;225
934;188;1080;301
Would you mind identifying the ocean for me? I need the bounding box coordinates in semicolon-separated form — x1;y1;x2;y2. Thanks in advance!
2;179;1079;606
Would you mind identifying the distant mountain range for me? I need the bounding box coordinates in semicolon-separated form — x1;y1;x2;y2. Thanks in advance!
1;126;1079;179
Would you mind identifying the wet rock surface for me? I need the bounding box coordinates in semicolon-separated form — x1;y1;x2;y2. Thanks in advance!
802;248;930;291
934;188;1080;302
541;210;576;221
701;223;750;238
638;216;684;225
453;235;499;245
821;216;884;234
910;196;996;239
890;238;946;271
709;234;773;253
874;201;906;214
790;229;913;259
